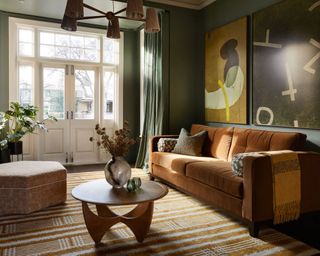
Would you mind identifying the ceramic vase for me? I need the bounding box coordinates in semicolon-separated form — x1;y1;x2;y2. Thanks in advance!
105;156;131;188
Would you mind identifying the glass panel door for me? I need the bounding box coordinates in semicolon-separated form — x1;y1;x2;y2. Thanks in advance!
40;64;70;163
43;67;66;119
74;69;95;120
70;66;99;164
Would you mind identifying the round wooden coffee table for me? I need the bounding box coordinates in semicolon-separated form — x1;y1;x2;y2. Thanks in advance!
72;179;168;244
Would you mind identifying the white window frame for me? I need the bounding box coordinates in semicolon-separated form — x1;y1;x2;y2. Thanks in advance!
9;17;124;129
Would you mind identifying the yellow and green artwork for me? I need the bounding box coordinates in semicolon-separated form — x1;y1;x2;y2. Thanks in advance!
205;17;247;124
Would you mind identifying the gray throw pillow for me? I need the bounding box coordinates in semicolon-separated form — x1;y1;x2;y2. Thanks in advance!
172;128;207;156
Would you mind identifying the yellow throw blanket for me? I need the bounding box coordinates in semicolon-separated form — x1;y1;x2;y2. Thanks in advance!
266;151;301;224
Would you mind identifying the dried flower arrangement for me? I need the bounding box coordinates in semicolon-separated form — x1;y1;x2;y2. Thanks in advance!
89;121;138;157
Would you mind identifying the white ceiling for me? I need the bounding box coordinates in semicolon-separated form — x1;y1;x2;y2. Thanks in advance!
0;0;215;29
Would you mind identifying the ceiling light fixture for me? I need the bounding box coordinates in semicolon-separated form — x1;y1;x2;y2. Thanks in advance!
61;0;160;39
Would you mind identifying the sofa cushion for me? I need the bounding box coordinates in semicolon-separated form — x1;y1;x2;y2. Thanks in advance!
191;125;234;161
227;127;306;161
186;161;243;198
172;128;207;156
152;152;216;175
157;138;178;152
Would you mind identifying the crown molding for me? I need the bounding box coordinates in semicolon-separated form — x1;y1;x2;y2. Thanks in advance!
148;0;216;10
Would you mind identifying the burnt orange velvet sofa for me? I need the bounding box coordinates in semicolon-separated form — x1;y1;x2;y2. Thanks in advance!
149;124;320;237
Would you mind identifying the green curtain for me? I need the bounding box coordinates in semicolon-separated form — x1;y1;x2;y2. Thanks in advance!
136;13;164;169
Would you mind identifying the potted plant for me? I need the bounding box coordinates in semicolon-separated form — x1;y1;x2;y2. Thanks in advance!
90;121;138;188
0;112;10;163
2;102;57;155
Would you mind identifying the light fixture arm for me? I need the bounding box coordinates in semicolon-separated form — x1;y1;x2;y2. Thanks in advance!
115;16;146;22
77;15;106;20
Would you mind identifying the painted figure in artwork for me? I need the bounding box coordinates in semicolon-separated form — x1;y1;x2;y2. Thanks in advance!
205;39;244;121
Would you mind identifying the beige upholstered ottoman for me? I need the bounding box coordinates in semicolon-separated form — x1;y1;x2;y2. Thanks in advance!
0;161;67;216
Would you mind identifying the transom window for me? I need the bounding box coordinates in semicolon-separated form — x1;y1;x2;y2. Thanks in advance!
39;31;100;62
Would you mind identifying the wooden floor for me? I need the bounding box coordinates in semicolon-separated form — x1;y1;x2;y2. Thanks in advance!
66;164;320;250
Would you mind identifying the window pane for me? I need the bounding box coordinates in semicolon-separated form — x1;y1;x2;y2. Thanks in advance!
40;45;55;57
75;70;95;120
55;46;69;58
40;32;54;45
85;37;99;49
18;28;34;56
70;35;84;48
70;47;83;60
18;42;33;57
43;67;65;119
103;38;119;64
18;28;33;43
104;70;115;119
84;49;98;61
55;34;69;46
18;65;33;105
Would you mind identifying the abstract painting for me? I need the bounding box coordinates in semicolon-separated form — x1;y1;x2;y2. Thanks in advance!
253;0;320;129
205;17;247;124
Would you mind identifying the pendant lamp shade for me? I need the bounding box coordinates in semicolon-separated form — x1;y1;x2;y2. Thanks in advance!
126;0;144;20
64;0;84;19
106;17;120;39
61;15;77;31
145;8;160;33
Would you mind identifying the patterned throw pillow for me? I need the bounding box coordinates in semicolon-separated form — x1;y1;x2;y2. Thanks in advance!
171;128;207;156
231;152;261;177
157;138;178;152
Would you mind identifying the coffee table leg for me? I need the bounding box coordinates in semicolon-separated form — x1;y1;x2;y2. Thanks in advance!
122;202;154;242
82;202;119;244
82;201;154;244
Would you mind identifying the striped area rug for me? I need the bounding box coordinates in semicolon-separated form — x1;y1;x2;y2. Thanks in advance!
0;169;319;256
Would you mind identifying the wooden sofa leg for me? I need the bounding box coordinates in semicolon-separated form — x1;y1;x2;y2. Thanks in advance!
149;175;155;181
249;221;260;237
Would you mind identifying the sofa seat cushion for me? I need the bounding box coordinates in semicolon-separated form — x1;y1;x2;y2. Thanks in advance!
152;152;217;175
186;161;243;198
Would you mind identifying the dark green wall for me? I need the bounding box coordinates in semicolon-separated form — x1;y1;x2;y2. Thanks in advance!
0;12;9;111
198;0;320;152
168;7;199;134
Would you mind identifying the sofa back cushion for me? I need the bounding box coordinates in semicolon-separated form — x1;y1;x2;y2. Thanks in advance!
227;127;307;161
191;124;234;161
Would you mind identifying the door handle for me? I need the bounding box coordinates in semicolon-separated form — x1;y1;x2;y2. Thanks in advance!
71;152;74;163
65;152;69;163
71;111;74;120
66;111;69;120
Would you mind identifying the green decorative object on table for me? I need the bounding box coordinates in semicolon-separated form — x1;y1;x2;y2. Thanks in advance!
126;177;142;192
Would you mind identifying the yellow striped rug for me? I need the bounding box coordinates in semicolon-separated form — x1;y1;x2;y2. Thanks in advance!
0;169;319;256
